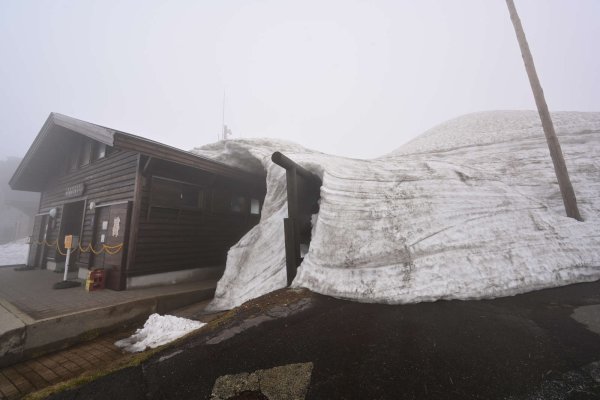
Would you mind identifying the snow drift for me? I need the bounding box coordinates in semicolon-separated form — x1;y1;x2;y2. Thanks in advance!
0;238;29;266
193;111;600;310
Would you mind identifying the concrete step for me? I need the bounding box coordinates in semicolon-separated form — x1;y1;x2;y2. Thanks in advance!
0;284;216;368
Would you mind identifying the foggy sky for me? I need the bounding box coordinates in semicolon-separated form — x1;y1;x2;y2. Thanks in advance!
0;0;598;160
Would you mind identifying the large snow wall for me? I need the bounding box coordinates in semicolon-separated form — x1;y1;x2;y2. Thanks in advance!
193;110;600;311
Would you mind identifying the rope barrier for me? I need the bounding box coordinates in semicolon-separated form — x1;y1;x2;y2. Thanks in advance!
55;242;68;256
104;245;123;255
34;239;124;255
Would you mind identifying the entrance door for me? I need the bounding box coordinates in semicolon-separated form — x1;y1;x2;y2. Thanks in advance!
58;200;85;270
91;202;131;290
29;214;49;268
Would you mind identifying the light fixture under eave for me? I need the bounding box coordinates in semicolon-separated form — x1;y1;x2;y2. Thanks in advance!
89;201;96;211
48;208;57;218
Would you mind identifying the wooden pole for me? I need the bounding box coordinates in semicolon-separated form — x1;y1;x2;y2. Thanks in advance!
505;0;582;221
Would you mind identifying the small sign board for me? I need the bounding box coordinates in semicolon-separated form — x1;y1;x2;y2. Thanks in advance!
65;183;85;198
64;235;79;249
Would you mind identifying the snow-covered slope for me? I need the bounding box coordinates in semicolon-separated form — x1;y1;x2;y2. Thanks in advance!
0;237;28;266
193;111;600;310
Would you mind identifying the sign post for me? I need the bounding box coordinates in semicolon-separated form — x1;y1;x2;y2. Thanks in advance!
53;235;82;289
62;235;78;281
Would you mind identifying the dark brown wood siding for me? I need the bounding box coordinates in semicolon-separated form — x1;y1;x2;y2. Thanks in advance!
130;159;265;277
37;148;138;265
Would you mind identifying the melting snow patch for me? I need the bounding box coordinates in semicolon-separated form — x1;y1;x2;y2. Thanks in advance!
114;313;205;353
0;238;29;266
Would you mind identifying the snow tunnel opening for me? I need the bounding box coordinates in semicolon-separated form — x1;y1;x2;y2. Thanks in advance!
271;151;322;285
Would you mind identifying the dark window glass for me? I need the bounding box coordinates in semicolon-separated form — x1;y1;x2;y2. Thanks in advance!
181;184;198;208
197;190;204;209
68;148;79;171
80;141;92;166
151;178;181;208
150;177;205;210
212;189;230;214
231;196;247;213
250;198;261;215
93;143;107;161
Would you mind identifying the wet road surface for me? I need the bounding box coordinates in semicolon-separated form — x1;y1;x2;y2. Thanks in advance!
44;281;600;399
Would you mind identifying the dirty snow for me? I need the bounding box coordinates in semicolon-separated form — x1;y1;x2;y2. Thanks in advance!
114;313;205;353
193;110;600;310
0;238;29;266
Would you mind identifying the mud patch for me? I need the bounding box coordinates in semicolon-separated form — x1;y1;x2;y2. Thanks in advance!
210;362;313;400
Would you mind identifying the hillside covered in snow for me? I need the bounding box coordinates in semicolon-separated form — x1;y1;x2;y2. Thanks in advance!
193;110;600;310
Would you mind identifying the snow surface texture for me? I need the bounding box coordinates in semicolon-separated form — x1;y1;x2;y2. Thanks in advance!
193;111;600;311
114;313;205;353
0;238;28;266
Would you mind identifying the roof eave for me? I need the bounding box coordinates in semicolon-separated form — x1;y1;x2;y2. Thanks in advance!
9;113;116;191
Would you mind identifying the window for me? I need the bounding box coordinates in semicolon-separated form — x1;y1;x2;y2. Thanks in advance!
197;190;205;209
93;143;107;161
80;141;92;166
151;178;181;208
211;189;230;214
231;196;247;213
150;177;203;210
68;146;80;171
250;199;261;215
181;184;199;208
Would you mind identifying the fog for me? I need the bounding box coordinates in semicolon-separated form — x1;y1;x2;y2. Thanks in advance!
0;0;599;160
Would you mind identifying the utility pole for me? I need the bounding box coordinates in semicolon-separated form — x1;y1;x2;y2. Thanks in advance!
505;0;582;221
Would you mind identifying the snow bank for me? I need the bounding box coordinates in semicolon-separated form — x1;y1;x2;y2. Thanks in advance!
0;238;29;266
114;314;205;353
193;110;600;310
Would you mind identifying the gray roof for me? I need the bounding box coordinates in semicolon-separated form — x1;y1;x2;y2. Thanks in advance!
10;113;264;192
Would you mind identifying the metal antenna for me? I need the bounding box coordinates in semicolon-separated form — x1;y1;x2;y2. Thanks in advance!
222;90;225;141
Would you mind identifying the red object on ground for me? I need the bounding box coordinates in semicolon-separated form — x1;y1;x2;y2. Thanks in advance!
86;268;106;291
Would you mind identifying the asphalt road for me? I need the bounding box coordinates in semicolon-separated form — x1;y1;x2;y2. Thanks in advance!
46;281;600;399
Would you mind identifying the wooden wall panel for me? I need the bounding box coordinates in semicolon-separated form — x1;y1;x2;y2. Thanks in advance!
37;149;138;265
130;162;264;277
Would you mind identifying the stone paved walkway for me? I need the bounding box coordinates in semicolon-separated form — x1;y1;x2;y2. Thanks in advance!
0;330;130;400
0;300;220;400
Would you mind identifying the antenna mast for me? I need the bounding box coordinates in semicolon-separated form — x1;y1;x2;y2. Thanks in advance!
220;90;232;141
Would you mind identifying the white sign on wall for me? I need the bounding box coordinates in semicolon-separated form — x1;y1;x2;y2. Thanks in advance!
112;216;121;237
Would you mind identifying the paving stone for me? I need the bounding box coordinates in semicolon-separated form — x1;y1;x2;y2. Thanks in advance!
27;360;60;383
0;372;19;399
21;369;47;390
52;366;71;378
2;368;34;393
62;361;81;373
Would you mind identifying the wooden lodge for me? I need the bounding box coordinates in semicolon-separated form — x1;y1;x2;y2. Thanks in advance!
9;113;266;290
